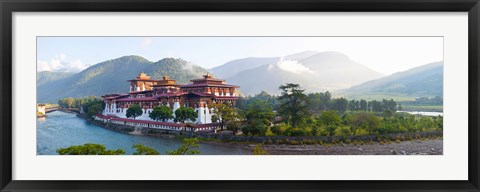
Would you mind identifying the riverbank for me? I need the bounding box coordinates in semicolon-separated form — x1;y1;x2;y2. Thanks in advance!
83;114;442;153
59;108;80;113
69;110;446;155
87;115;443;143
261;138;443;155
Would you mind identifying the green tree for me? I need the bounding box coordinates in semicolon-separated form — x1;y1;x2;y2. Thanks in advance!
348;99;359;111
132;144;160;155
360;99;368;112
149;105;173;122
346;113;360;136
277;83;309;127
317;110;341;136
347;112;379;136
86;103;103;118
252;91;278;108
57;143;125;155
434;115;443;131
382;99;397;116
174;106;197;123
235;96;250;110
126;104;143;119
364;114;381;135
167;138;200;155
211;103;240;130
307;93;322;112
320;91;332;111
369;100;383;112
417;116;434;132
242;100;275;136
226;120;242;135
318;110;341;126
252;144;269;155
331;97;348;114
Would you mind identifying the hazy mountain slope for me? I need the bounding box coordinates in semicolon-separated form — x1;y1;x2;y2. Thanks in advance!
37;71;75;86
346;61;443;97
299;51;383;89
227;51;383;96
149;58;209;83
284;50;319;60
209;57;280;79
228;64;312;96
37;56;209;103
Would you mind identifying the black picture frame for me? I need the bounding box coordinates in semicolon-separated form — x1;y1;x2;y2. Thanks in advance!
1;0;479;191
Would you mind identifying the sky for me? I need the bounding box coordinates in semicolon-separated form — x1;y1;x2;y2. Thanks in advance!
37;36;443;75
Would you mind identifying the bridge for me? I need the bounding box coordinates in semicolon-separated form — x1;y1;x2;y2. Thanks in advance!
45;107;59;113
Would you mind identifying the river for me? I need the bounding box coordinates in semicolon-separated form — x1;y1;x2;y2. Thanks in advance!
36;111;250;155
397;111;443;116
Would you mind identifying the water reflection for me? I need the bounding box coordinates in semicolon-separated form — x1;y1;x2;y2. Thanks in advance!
37;111;249;155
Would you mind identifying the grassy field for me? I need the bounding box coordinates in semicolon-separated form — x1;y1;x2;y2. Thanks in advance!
333;92;443;112
336;92;418;102
400;105;443;112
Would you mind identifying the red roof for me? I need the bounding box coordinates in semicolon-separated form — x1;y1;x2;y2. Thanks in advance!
213;96;239;100
188;92;215;97
116;97;158;102
127;79;162;82
191;123;221;128
155;92;188;97
180;83;239;88
103;94;129;100
129;90;153;94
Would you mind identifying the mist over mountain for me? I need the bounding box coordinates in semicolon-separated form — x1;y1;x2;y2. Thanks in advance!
225;51;383;95
37;71;75;86
346;61;443;97
284;50;320;60
209;50;320;79
37;56;209;103
209;57;280;79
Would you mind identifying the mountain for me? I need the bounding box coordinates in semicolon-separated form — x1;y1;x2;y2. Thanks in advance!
284;50;319;60
226;51;383;96
209;57;280;79
208;51;319;79
37;71;75;86
346;61;443;97
37;56;209;103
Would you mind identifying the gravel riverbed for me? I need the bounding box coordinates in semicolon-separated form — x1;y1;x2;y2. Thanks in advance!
260;139;443;155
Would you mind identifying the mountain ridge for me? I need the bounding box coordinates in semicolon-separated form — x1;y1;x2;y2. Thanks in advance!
345;61;443;97
226;51;383;96
37;55;209;103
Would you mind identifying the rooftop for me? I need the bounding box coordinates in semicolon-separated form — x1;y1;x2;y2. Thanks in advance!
116;97;158;102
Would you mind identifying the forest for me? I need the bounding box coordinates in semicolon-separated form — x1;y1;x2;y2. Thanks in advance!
229;83;442;137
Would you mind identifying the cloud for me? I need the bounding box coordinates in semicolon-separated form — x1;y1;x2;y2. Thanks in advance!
37;54;88;73
273;57;314;74
182;62;195;71
68;60;89;72
140;38;153;49
37;60;53;72
58;54;67;60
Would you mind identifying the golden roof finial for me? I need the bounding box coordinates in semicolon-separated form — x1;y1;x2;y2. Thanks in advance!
137;72;150;80
203;73;213;79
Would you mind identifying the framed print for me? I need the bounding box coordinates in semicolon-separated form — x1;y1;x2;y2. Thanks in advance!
1;0;479;191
